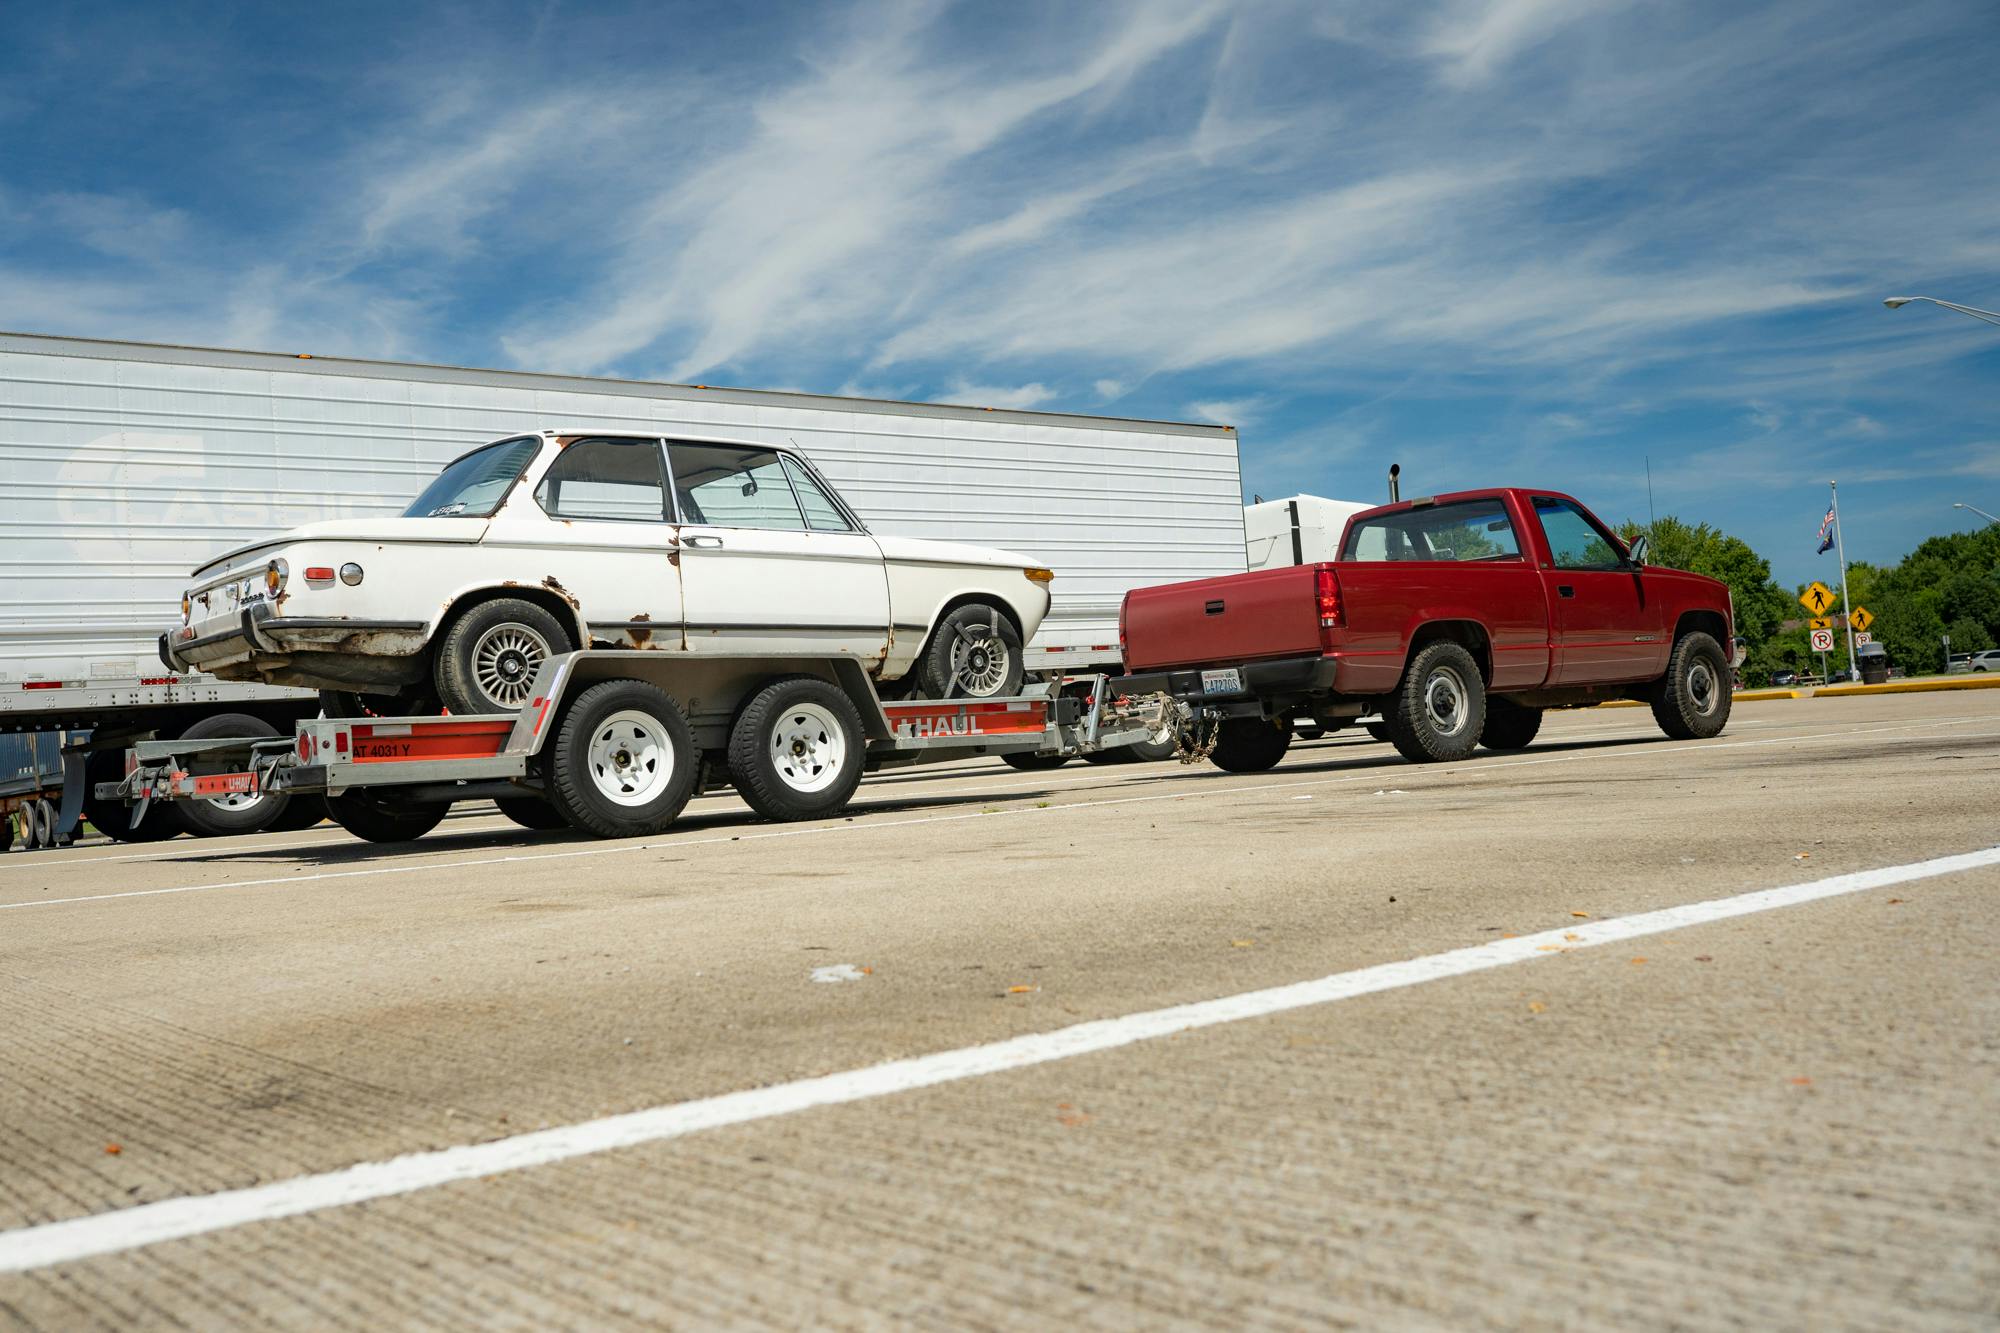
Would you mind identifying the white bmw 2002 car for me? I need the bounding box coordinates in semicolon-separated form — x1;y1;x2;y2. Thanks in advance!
164;430;1054;717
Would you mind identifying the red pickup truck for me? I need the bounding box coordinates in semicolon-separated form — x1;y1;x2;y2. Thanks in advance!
1116;488;1738;771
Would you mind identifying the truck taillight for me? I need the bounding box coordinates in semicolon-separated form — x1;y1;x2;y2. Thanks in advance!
1315;565;1341;629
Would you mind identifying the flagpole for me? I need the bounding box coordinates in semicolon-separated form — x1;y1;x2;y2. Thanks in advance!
1830;480;1858;682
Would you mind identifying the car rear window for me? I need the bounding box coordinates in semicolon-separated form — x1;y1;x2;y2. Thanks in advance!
1340;498;1522;562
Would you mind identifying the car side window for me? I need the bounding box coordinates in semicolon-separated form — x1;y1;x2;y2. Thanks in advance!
1533;497;1625;570
667;443;808;531
780;455;857;532
534;439;669;521
1339;498;1521;562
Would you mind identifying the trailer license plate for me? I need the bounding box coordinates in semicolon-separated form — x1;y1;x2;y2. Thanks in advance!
1201;668;1241;696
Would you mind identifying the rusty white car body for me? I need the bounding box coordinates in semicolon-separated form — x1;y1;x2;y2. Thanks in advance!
164;430;1053;706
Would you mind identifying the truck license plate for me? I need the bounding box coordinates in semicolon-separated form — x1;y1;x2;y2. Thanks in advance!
1200;668;1242;696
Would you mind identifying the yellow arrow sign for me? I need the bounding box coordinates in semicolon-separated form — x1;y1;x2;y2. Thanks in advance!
1849;606;1873;634
1799;582;1835;617
1808;616;1833;631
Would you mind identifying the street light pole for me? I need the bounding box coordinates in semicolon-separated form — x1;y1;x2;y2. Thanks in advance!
1883;295;2000;327
1954;501;2000;525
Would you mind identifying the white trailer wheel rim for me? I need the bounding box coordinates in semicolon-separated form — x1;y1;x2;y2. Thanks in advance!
586;710;674;806
208;790;264;814
768;701;848;793
474;624;551;708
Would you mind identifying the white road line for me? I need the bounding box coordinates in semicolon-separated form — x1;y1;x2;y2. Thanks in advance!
2;715;1987;914
3;842;1994;1275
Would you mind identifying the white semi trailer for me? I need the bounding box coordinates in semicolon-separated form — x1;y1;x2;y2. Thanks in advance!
0;330;1246;845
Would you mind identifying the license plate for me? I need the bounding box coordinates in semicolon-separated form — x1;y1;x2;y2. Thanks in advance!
1200;668;1242;696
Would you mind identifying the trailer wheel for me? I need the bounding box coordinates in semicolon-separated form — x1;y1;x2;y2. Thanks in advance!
268;795;330;832
32;799;58;848
915;603;1025;700
434;598;569;716
1209;718;1291;773
549;680;699;838
496;797;571;831
82;750;184;843
728;676;866;822
327;791;450;843
1386;640;1485;763
173;713;293;837
1650;631;1732;740
1479;698;1543;751
1000;752;1068;771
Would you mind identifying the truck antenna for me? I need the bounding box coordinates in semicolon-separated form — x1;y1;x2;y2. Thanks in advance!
1645;455;1657;533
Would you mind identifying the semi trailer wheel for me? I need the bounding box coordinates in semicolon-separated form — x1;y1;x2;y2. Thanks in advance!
915;604;1024;700
548;679;699;838
174;712;294;837
435;598;569;716
1650;631;1732;740
1209;717;1291;773
1386;640;1485;763
495;797;572;831
327;791;450;843
82;749;184;843
1479;698;1543;751
728;676;866;822
33;799;59;848
0;812;11;853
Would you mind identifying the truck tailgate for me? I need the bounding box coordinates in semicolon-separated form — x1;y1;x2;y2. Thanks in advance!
1122;565;1324;671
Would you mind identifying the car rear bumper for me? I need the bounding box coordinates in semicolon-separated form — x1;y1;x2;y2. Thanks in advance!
1111;653;1338;705
162;605;428;673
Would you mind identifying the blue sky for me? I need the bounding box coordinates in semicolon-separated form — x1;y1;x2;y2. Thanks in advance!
3;0;1997;585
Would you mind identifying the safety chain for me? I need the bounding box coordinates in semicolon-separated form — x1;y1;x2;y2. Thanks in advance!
1171;704;1220;764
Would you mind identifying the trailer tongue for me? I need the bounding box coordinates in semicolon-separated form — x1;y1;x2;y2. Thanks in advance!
105;650;1167;842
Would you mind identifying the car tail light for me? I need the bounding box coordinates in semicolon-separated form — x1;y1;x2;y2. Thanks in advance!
304;566;336;585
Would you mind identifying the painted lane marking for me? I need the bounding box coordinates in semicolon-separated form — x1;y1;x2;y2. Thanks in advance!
1;715;1988;914
2;843;1994;1275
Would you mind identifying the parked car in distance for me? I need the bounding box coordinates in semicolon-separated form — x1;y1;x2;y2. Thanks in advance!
1968;649;2000;673
1770;670;1800;686
164;431;1054;715
1116;487;1739;770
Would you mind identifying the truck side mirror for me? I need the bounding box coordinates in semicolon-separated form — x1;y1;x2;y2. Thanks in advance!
1627;534;1649;567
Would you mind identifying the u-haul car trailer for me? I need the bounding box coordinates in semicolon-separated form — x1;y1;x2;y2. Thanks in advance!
105;650;1170;843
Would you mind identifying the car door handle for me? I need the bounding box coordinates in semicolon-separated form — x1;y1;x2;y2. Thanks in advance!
1557;584;1575;598
683;535;725;548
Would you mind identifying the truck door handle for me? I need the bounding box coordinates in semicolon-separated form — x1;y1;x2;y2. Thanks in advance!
1204;599;1225;615
683;535;725;548
1557;585;1575;598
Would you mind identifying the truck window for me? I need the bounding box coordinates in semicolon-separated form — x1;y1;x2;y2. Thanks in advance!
1339;498;1521;562
1533;497;1625;570
534;438;670;521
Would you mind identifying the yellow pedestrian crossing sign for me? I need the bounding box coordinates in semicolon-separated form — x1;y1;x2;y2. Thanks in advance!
1799;582;1835;617
1849;606;1873;634
1808;616;1833;631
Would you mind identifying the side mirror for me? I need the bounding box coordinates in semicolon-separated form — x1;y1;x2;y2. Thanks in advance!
1627;534;1650;567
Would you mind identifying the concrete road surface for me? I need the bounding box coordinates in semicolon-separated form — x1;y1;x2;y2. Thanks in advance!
2;693;1996;1328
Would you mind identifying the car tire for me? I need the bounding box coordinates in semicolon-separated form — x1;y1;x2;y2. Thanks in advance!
1650;631;1732;740
1479;698;1543;751
1209;717;1291;773
728;676;867;822
82;749;185;842
549;680;699;837
495;797;572;831
327;791;450;843
173;712;294;837
1001;752;1068;771
1365;721;1392;743
1387;640;1486;763
434;598;570;716
915;603;1025;700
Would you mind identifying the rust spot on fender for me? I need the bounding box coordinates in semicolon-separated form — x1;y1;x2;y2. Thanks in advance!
629;613;653;648
540;575;580;610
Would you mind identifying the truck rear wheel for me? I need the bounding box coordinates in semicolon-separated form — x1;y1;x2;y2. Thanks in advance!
1209;717;1291;773
549;680;699;838
1480;698;1543;751
174;712;294;837
1365;721;1392;743
1387;641;1485;763
435;598;569;716
327;791;450;843
495;797;572;830
728;676;866;822
915;604;1025;700
1650;631;1732;740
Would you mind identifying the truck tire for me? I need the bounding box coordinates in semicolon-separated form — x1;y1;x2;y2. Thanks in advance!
1365;722;1392;743
0;812;11;852
1387;640;1485;763
80;748;184;842
728;676;867;822
1650;631;1732;740
33;799;59;848
1479;698;1543;751
495;796;572;830
549;680;699;838
1001;751;1069;771
269;795;330;832
1209;717;1291;773
434;598;569;716
327;791;450;843
915;603;1025;700
1295;725;1326;741
174;712;294;837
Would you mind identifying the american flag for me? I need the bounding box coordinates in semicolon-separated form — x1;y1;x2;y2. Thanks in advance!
1816;504;1836;554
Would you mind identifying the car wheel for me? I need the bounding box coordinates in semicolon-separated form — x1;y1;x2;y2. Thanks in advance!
1001;751;1069;771
434;598;569;716
915;604;1025;700
173;712;293;837
82;749;185;842
1479;698;1543;751
327;791;450;843
728;676;867;822
1650;631;1732;740
495;797;572;831
1387;640;1486;763
1209;717;1291;773
549;680;699;838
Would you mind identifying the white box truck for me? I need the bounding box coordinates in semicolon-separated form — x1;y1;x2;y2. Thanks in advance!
0;330;1246;846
